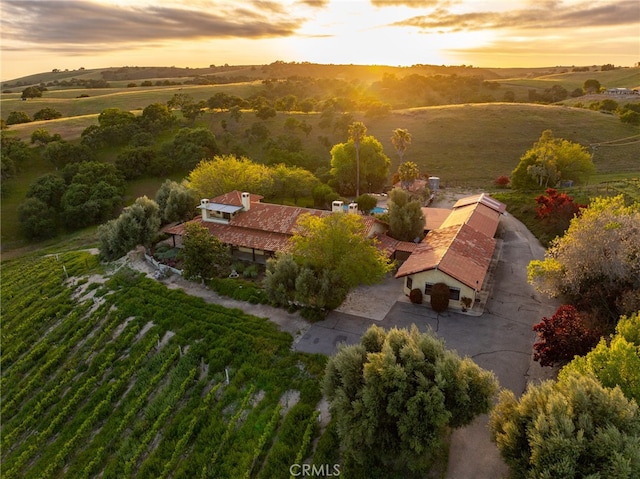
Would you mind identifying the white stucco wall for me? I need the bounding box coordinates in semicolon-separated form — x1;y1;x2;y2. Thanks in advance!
403;269;476;310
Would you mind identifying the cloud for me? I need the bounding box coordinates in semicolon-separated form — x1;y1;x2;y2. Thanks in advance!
392;0;639;32
1;0;306;48
370;0;450;7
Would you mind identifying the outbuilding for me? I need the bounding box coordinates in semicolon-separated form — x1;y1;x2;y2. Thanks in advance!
395;194;506;311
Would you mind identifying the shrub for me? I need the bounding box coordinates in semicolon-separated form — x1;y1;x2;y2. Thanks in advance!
494;175;510;188
430;283;450;313
242;264;259;279
409;288;423;304
532;305;601;367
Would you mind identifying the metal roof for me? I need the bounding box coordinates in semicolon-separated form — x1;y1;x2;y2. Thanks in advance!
201;203;244;213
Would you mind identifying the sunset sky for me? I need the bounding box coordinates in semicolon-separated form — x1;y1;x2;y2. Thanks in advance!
1;0;639;81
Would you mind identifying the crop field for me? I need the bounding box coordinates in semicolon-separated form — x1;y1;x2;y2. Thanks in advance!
1;251;329;478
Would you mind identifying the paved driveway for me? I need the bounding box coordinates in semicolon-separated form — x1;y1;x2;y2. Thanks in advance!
294;213;560;478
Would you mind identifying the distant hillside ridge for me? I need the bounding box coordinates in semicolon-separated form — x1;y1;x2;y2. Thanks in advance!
5;62;638;89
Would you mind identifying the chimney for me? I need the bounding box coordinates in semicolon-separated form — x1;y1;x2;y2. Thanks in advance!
348;202;358;214
332;200;344;213
241;192;251;211
200;199;209;220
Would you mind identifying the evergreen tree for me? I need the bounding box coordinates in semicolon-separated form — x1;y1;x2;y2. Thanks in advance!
490;372;640;478
325;325;498;477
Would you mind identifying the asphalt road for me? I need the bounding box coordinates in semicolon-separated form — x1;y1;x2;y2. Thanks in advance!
294;213;561;479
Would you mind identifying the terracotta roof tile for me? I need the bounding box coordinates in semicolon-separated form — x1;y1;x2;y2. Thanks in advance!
395;193;504;289
230;203;330;234
453;193;506;214
210;190;263;206
421;207;451;231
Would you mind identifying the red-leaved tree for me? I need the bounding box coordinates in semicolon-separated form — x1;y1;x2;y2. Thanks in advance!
532;305;600;367
534;188;585;236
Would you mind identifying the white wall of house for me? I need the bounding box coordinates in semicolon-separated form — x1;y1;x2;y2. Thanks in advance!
402;269;476;310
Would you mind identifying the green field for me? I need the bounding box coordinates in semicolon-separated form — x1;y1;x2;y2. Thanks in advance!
1;251;330;479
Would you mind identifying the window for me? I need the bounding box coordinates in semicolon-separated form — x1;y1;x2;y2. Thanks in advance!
406;277;413;290
449;287;461;301
424;283;434;295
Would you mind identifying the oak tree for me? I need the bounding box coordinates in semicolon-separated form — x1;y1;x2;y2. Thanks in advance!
511;130;595;189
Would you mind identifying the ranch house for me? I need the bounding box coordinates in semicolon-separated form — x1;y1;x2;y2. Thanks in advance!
395;194;506;311
164;190;386;264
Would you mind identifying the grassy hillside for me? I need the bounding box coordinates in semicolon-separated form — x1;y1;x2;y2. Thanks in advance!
1;82;263;119
1;251;329;479
2;102;638;251
2;64;638;251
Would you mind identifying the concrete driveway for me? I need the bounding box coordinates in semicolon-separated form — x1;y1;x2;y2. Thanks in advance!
294;213;561;478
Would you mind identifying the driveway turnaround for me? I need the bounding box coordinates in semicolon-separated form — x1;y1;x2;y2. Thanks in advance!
294;213;561;479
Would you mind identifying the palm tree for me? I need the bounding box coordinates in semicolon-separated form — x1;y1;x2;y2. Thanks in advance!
391;128;412;162
348;122;367;197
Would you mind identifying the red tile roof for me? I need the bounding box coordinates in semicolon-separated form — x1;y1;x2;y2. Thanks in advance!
453;193;506;214
211;191;263;206
165;217;293;252
395;193;504;289
421;207;451;231
231;203;330;235
165;190;385;255
372;233;418;257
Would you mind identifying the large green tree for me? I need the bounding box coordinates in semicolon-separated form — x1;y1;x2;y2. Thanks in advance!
290;212;392;290
98;196;160;261
490;372;640;478
162;127;219;171
187;154;274;198
265;212;391;311
18;198;58;240
528;195;640;319
387;188;425;242
181;222;231;280
348;121;367;197
25;173;66;208
511;130;595;189
21;86;42;100
270;163;319;204
115;147;157;179
155;179;197;223
33;108;62;121
560;311;640;403
330;135;391;196
324;325;498;477
42;141;94;169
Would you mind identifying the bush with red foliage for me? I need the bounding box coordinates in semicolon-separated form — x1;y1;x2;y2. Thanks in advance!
494;175;510;188
535;188;584;220
532;305;600;367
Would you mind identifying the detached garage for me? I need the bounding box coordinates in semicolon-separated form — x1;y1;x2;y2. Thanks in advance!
396;194;505;311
